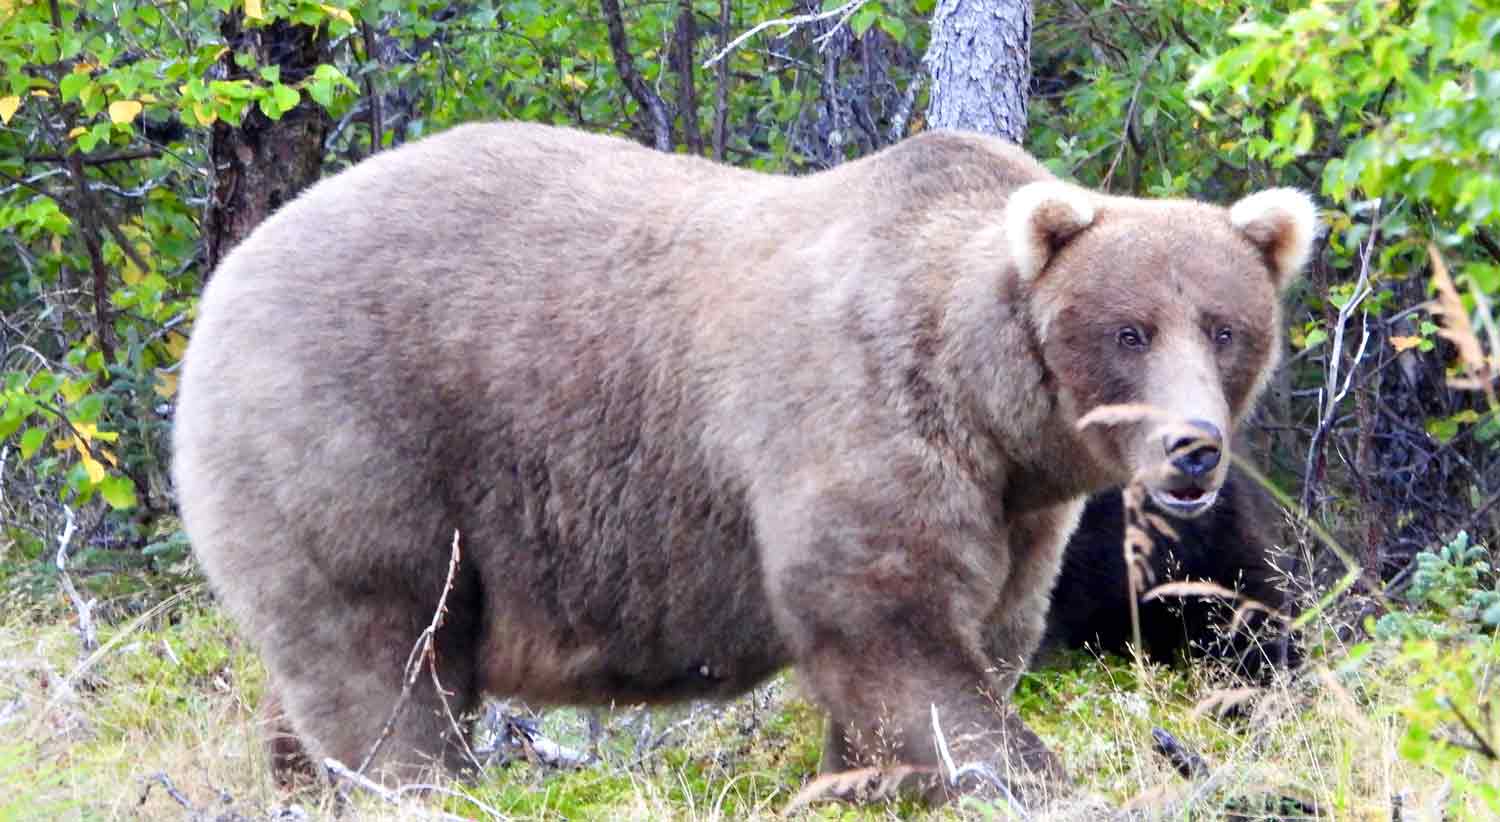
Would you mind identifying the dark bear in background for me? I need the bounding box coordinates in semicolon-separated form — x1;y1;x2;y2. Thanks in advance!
1044;465;1300;679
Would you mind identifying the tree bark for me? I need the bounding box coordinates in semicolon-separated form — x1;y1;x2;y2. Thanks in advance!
600;0;674;152
923;0;1032;144
204;14;332;276
672;0;703;155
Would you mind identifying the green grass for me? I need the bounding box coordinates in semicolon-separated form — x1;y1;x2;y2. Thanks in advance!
0;585;1495;820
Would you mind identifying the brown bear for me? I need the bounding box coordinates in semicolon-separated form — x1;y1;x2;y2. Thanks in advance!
1044;463;1301;681
171;122;1316;802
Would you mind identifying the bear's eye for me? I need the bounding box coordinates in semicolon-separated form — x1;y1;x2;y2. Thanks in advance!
1117;326;1148;351
1214;326;1233;347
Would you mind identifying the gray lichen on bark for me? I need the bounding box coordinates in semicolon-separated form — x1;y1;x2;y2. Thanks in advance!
923;0;1032;144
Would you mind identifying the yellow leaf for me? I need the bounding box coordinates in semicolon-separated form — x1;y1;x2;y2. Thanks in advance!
163;331;189;360
108;99;143;124
191;101;218;126
72;422;98;442
0;95;19;124
155;371;179;399
244;0;264;20
30;89;51;97
122;257;142;285
560;74;589;92
319;3;353;24
1390;335;1424;352
99;447;119;468
53;437;72;452
80;451;106;484
68;126;86;138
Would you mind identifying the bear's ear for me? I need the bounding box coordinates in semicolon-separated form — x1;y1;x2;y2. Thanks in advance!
1230;188;1319;288
1005;181;1096;282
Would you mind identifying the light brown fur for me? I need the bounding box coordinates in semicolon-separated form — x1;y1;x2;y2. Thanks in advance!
172;123;1314;800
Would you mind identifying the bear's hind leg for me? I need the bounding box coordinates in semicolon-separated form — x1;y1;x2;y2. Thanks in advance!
260;587;484;786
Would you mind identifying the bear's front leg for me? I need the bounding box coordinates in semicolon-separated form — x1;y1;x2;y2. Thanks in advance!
758;481;1068;806
981;499;1089;694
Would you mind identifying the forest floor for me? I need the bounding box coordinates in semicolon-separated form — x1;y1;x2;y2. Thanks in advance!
0;583;1491;821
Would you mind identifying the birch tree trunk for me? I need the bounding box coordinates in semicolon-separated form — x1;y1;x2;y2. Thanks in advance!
923;0;1032;144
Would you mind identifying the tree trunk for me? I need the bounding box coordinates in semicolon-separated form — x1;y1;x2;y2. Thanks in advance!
923;0;1032;144
204;14;332;275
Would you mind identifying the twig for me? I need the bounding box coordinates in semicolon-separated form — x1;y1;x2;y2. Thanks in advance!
1439;696;1498;761
474;709;591;768
356;530;471;776
928;704;1028;816
1101;42;1163;191
700;0;866;69
138;772;198;812
54;505;98;654
25;149;162;165
323;758;472;822
1302;201;1379;512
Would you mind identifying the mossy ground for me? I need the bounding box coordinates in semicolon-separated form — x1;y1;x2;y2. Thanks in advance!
0;586;1493;821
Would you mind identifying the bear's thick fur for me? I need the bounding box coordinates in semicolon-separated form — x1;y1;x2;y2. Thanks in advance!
1045;464;1300;680
172;122;1317;799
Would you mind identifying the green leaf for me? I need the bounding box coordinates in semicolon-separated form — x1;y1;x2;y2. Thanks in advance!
98;474;137;510
59;71;90;101
20;426;46;460
273;83;300;112
878;15;906;41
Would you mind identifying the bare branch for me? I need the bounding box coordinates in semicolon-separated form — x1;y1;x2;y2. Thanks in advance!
54;505;98;655
700;0;866;69
357;530;473;775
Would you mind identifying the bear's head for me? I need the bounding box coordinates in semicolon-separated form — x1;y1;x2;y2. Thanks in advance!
1006;182;1316;517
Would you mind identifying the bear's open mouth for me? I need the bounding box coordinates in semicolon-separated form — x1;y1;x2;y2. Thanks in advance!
1149;485;1219;518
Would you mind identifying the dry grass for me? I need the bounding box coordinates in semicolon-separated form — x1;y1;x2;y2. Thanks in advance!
0;585;1493;821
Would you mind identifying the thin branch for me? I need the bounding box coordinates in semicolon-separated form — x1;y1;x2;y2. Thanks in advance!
356;530;471;776
1101;42;1163;192
25;149;162;165
600;0;673;152
1440;696;1499;761
1303;202;1379;512
323;758;472;822
54;505;98;654
700;0;866;69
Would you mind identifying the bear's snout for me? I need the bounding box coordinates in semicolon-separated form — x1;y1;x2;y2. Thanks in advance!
1163;419;1222;479
1143;418;1228;518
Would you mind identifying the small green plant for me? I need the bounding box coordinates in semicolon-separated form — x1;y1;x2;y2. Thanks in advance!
1395;636;1500;816
1377;532;1500;640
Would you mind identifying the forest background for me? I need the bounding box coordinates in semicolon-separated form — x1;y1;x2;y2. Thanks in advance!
2;0;1500;818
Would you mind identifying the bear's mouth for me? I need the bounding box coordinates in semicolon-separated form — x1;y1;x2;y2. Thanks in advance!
1149;485;1219;518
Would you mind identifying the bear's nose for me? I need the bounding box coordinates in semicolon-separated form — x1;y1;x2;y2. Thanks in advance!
1163;419;1222;478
